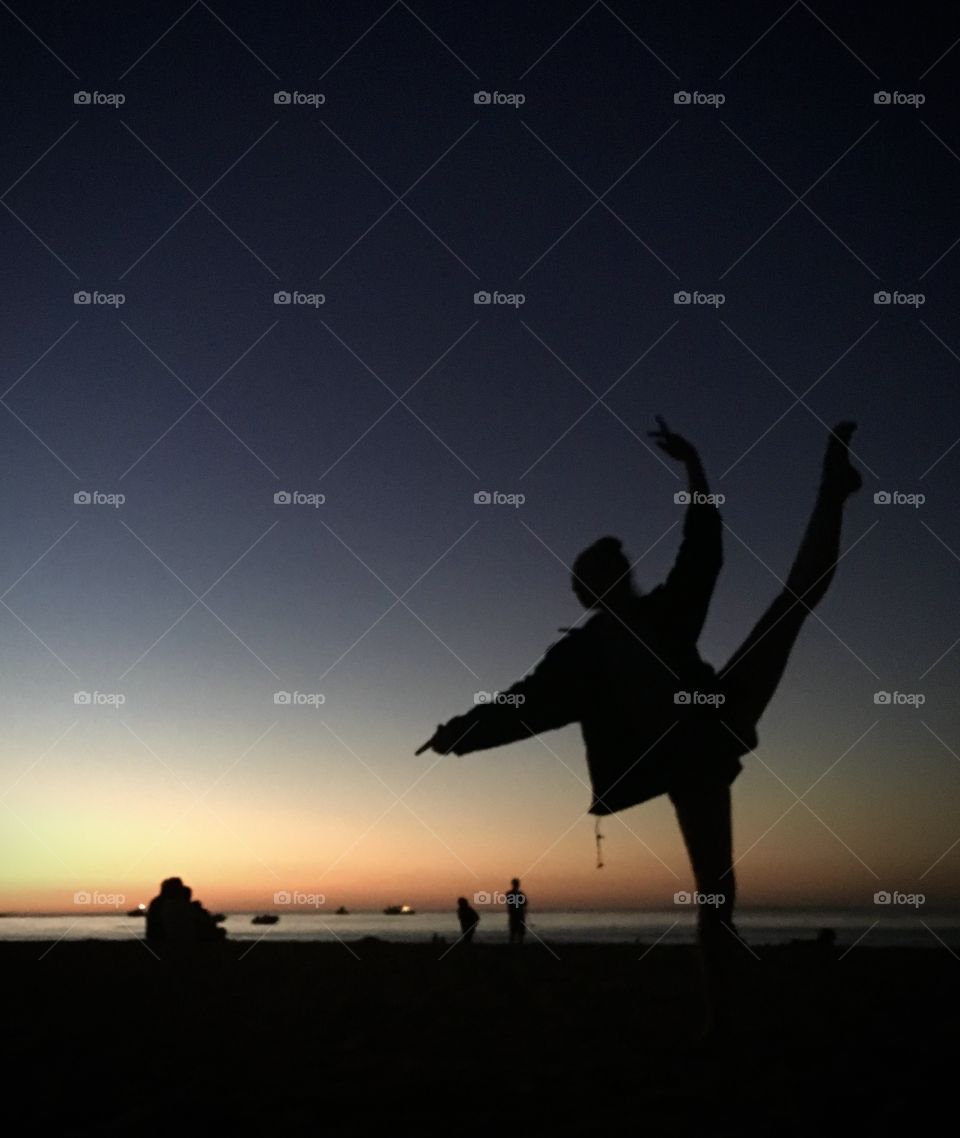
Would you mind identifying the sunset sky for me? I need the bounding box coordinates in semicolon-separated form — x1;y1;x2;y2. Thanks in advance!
1;1;959;914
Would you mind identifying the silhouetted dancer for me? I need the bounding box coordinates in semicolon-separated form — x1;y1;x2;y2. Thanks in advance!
506;878;527;944
418;420;862;1034
456;896;480;944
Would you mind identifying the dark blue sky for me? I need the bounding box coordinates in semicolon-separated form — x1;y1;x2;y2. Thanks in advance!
1;1;959;911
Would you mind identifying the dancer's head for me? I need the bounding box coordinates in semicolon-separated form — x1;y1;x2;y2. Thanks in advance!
572;536;634;610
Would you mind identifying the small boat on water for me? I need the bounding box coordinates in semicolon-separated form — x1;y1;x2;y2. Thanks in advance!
334;906;349;915
127;906;146;917
383;904;415;915
251;914;279;925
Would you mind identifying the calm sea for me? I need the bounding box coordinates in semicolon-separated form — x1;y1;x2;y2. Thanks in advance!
1;909;956;948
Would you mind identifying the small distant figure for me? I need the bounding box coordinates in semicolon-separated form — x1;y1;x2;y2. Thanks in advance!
817;927;837;951
145;876;225;949
506;878;527;945
457;897;480;944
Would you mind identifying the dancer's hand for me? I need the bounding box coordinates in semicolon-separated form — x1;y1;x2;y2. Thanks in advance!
649;416;699;464
415;722;458;755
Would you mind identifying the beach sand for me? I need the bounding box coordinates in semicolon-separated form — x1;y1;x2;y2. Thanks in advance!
3;939;952;1136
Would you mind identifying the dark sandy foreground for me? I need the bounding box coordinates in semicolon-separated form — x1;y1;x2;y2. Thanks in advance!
3;939;955;1136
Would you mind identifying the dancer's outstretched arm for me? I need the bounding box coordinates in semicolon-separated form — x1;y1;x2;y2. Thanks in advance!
649;418;722;645
416;631;584;756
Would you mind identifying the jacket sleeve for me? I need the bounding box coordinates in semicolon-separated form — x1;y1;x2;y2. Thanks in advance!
660;502;723;644
443;631;585;755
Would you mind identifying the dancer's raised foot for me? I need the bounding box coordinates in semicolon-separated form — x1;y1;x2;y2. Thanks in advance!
823;421;862;497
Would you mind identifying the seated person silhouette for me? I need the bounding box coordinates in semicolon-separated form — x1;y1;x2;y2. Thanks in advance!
146;876;226;947
456;896;480;944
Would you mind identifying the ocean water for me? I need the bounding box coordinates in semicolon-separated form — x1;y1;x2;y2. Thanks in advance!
1;909;956;948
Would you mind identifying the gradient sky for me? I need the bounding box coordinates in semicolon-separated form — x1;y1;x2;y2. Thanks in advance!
1;1;959;914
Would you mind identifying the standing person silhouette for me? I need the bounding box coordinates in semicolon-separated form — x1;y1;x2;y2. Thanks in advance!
456;896;480;944
417;419;862;1033
505;878;527;945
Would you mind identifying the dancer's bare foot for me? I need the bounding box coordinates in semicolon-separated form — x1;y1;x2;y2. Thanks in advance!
823;421;862;497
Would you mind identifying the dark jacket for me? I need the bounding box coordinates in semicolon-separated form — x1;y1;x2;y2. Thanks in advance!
440;504;751;814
